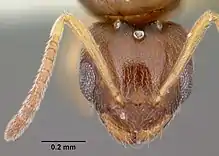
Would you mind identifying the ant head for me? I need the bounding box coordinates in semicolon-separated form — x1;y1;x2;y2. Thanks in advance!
78;0;181;24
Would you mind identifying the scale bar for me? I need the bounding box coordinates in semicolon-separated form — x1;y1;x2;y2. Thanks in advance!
41;140;86;143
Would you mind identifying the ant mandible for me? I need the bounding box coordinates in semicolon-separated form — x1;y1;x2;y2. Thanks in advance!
4;0;219;147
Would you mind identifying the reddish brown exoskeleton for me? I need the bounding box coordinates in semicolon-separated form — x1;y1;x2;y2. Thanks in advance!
4;0;219;148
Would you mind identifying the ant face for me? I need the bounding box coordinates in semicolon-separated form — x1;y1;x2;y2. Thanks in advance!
79;21;193;144
3;0;219;148
79;0;181;24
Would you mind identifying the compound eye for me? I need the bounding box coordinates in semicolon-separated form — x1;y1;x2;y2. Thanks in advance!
179;59;193;103
79;60;96;103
